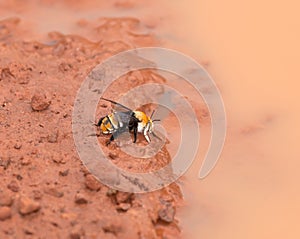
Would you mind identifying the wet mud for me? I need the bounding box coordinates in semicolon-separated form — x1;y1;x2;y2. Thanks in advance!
0;2;185;238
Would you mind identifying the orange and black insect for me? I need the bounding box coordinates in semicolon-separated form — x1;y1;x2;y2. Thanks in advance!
95;97;160;144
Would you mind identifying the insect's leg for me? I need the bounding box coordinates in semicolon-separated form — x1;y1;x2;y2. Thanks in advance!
144;131;151;143
152;131;162;141
129;122;138;143
129;116;139;143
106;127;127;145
106;134;114;145
133;126;138;143
144;125;151;143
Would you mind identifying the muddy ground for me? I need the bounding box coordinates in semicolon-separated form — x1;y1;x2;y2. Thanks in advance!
0;2;186;238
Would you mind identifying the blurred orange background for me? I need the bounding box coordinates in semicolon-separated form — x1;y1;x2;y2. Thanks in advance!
161;1;300;238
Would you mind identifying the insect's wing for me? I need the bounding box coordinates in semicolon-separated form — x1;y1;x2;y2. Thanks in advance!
101;97;132;112
114;111;132;127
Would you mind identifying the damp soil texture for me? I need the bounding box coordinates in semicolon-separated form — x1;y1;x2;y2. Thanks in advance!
0;1;184;238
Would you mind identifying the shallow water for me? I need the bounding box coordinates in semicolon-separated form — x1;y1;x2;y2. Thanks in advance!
157;0;300;238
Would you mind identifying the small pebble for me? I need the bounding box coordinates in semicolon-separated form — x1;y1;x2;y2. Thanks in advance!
47;131;58;143
0;206;12;220
59;169;69;177
20;157;31;166
116;192;134;204
19;196;41;215
85;174;101;191
32;190;43;200
158;204;175;223
0;192;13;206
44;186;64;198
74;193;88;204
7;180;19;192
14;143;22;149
116;203;131;212
106;188;117;197
70;232;81;239
108;152;118;160
31;92;51;111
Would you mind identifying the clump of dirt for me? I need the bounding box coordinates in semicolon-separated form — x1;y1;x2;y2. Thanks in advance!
0;6;183;239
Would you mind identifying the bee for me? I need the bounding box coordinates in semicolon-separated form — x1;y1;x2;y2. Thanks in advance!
95;97;160;145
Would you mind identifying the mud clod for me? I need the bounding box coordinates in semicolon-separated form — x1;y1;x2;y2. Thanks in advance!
59;169;69;177
84;174;101;191
0;6;183;238
69;226;85;239
116;191;134;204
47;130;58;143
13;143;22;149
31;92;51;111
116;202;131;212
7;180;19;192
103;224;122;235
158;204;175;223
0;192;13;206
0;206;12;221
74;193;88;204
44;186;64;198
18;196;41;215
32;190;43;200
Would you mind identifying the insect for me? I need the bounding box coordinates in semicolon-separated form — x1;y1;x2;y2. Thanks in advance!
95;97;160;145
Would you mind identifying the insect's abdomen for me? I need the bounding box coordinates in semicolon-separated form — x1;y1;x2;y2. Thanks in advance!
100;114;119;134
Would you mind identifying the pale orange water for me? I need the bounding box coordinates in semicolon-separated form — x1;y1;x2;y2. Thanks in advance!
157;0;300;238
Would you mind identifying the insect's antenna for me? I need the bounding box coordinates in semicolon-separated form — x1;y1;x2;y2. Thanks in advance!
151;110;161;122
100;97;132;111
152;131;162;141
150;110;155;119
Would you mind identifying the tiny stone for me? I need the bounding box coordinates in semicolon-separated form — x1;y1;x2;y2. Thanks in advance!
61;212;77;222
102;224;122;235
44;187;64;198
116;203;131;212
24;227;34;235
19;196;41;215
16;174;23;181
47;130;58;143
7;180;19;192
0;191;13;206
85;174;101;191
116;192;134;204
52;156;66;164
108;152;118;160
69;226;84;239
0;206;12;220
3;227;14;235
74;193;88;204
70;232;80;239
14;143;22;149
31;92;51;111
59;169;69;177
0;157;11;170
158;204;175;223
106;188;117;197
32;190;43;200
21;157;31;166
